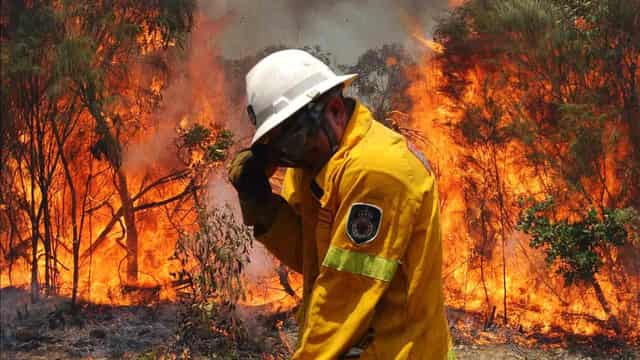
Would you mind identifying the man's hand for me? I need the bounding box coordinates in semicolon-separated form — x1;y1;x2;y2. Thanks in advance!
228;148;272;201
228;148;280;235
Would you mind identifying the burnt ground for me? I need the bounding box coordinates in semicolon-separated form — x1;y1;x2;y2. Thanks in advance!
1;287;638;359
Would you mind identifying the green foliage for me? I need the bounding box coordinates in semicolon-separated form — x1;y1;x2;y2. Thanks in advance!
1;4;58;76
177;126;234;164
170;205;252;353
2;0;197;166
556;103;607;189
181;124;212;147
518;197;632;286
206;130;234;162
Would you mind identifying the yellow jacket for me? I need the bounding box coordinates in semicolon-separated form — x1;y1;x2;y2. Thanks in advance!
258;102;454;359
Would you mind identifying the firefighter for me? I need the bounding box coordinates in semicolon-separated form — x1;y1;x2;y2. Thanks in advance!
228;49;455;359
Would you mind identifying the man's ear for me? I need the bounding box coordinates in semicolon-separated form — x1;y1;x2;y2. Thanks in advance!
323;96;345;127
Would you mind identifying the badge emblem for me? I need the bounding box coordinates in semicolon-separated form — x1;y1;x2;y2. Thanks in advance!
346;203;382;245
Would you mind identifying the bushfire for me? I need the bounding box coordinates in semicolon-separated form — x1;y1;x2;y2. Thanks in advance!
1;0;638;353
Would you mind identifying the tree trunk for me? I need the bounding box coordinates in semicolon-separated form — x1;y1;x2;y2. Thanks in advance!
41;189;53;296
29;157;40;304
30;227;39;304
116;169;138;284
479;204;491;314
492;149;509;325
84;96;139;284
53;120;80;308
592;279;621;334
501;236;507;325
70;193;80;308
6;212;19;285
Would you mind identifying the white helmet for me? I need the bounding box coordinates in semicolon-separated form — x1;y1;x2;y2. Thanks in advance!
245;49;357;145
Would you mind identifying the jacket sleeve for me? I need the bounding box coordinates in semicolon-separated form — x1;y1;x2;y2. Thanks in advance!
293;168;418;359
255;169;304;273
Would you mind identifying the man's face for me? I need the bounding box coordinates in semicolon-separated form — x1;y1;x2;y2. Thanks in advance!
255;94;348;172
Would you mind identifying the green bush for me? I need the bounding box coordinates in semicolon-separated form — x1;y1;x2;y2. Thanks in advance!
518;197;632;286
170;205;253;354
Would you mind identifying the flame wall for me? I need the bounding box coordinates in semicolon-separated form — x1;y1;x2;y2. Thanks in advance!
405;45;639;338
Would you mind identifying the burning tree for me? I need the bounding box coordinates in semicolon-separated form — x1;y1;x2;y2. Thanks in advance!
0;1;241;306
431;0;640;335
435;0;639;206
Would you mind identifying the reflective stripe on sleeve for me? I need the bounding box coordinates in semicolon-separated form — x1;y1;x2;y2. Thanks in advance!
447;335;457;360
448;349;457;360
321;246;399;282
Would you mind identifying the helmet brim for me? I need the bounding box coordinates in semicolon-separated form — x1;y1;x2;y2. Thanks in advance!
250;73;358;146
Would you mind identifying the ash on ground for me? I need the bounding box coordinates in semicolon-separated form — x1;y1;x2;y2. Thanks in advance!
0;286;290;359
1;287;638;359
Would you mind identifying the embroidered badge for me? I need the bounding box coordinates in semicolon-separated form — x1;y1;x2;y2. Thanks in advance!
346;203;382;245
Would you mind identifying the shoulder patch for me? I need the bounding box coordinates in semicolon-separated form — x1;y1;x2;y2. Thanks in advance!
346;203;382;245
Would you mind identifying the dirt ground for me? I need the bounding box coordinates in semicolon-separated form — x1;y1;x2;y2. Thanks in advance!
1;287;637;359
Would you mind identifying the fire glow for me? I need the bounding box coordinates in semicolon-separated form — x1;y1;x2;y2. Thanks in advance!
1;4;638;345
406;35;639;339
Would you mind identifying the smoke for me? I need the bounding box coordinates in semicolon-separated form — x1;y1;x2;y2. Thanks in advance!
124;0;451;172
199;0;450;64
192;0;454;285
122;0;452;295
122;11;253;174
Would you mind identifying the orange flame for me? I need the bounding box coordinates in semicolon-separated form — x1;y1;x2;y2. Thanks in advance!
412;33;445;54
404;32;639;339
